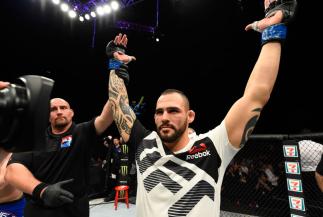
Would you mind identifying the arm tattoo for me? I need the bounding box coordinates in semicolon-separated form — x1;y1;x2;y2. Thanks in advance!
239;108;261;148
108;71;136;137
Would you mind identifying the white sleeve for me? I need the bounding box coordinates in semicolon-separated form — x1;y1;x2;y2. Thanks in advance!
202;120;240;169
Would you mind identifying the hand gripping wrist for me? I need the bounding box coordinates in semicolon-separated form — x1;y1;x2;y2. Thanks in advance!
108;59;130;85
106;40;126;58
106;39;130;85
265;0;297;24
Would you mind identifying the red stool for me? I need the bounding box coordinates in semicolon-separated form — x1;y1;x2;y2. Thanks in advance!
114;185;129;210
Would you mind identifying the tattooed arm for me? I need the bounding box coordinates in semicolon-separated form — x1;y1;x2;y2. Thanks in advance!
224;42;281;149
109;70;136;142
107;33;137;143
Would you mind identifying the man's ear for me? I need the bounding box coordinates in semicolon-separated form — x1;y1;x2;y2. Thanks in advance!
188;110;195;124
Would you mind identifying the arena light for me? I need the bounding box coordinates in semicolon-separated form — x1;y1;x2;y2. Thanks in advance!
110;1;120;11
96;6;105;16
90;11;96;18
46;0;154;26
52;0;60;5
84;14;90;20
103;5;111;14
51;0;124;23
60;3;69;12
46;0;156;32
68;10;77;18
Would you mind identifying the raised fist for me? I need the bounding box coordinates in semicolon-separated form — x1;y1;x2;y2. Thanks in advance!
245;0;297;32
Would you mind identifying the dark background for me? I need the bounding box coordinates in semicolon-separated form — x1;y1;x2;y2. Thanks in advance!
1;0;321;135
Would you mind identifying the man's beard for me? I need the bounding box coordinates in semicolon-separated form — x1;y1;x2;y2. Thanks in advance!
54;118;68;130
157;122;186;144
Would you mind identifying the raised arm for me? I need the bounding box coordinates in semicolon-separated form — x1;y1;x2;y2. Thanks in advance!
107;34;136;142
225;0;296;149
94;100;114;135
225;43;281;149
94;43;131;135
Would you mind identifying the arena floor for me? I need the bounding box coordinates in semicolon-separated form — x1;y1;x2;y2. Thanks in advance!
90;198;136;217
89;198;258;217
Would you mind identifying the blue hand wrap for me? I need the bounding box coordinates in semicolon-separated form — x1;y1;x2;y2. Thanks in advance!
108;59;123;70
107;58;130;85
261;23;287;46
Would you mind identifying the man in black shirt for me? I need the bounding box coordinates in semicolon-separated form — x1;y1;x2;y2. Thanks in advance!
5;97;113;217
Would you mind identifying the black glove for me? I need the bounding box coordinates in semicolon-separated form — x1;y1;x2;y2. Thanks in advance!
261;0;297;46
265;0;297;24
32;179;74;208
106;40;126;59
106;40;130;85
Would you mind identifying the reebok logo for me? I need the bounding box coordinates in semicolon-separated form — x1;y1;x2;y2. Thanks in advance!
188;143;207;154
186;150;211;160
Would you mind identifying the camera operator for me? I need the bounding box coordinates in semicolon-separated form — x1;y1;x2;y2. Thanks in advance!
0;81;25;217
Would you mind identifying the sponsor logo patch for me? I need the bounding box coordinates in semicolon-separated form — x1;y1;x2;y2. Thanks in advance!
283;145;298;157
285;162;300;174
287;178;303;192
61;135;72;148
289;196;305;211
188;143;207;154
186;150;211;160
